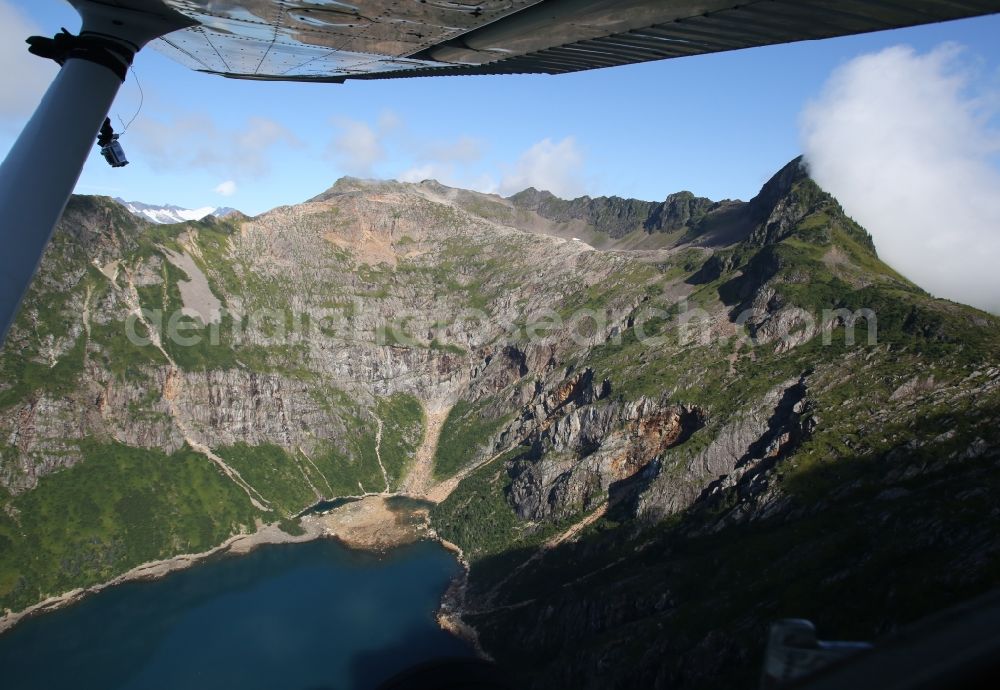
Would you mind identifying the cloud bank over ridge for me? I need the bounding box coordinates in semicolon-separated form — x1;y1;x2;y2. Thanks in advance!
802;44;1000;315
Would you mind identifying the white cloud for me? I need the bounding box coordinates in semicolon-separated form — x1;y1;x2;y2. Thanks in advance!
214;180;237;196
421;135;484;165
326;114;586;200
802;44;1000;315
397;163;440;184
131;114;300;178
326;112;404;176
376;110;402;132
0;1;59;121
499;137;587;198
395;136;589;198
396;162;498;194
327;113;491;188
395;134;490;188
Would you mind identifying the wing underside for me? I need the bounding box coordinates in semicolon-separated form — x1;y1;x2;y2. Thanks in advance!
111;0;1000;81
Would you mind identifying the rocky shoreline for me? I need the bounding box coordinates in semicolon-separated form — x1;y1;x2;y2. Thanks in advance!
433;535;486;657
0;518;325;635
311;496;486;655
0;496;481;651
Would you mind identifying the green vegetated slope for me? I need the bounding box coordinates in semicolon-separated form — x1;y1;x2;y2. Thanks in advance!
432;398;513;481
375;393;426;490
429;163;1000;688
0;441;258;613
0;194;432;615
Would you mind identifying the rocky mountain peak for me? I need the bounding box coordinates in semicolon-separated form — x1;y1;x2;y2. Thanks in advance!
308;176;407;202
742;155;876;253
506;187;558;209
748;155;809;214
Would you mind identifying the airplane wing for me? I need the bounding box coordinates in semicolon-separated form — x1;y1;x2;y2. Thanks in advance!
141;0;1000;83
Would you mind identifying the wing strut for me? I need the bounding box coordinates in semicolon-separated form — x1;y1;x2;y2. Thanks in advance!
0;0;192;344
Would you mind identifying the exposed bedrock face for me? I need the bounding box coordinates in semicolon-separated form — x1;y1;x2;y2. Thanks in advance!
508;398;706;521
494;373;814;528
633;376;814;527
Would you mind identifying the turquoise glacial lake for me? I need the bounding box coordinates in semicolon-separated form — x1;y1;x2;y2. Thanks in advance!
0;539;472;689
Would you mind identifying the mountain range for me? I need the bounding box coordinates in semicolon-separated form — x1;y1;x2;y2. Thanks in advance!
1;159;998;688
114;198;241;225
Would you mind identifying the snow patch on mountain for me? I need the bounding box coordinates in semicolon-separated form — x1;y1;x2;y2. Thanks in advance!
114;198;240;225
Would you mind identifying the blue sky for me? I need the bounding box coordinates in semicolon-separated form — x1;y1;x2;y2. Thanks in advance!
2;2;998;311
0;0;1000;213
2;1;999;222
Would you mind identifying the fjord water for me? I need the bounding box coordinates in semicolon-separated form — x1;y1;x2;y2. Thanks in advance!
0;539;471;689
